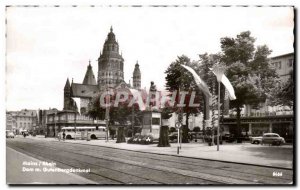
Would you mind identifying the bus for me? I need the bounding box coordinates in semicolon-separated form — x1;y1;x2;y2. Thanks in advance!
59;126;107;140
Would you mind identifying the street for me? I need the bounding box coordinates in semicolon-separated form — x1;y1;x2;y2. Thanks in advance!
6;137;293;185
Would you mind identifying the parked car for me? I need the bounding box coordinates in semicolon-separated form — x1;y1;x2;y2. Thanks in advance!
168;132;178;142
251;133;285;145
223;134;235;143
250;136;262;144
6;131;15;138
262;133;285;145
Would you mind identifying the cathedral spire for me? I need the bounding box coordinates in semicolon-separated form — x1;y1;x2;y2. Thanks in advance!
64;78;71;90
110;26;113;32
83;61;96;85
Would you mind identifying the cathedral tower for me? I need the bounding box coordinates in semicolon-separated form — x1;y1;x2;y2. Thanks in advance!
63;78;77;111
98;27;124;90
63;78;71;110
133;61;141;89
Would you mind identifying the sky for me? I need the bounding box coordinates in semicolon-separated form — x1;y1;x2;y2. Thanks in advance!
5;6;294;111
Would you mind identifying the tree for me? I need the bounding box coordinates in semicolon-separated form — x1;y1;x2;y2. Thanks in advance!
198;53;225;134
269;70;294;109
87;89;142;143
165;55;202;143
220;31;278;140
158;107;173;147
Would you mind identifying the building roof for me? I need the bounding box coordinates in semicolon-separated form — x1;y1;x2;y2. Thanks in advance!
270;52;294;60
82;62;97;85
10;109;38;117
71;83;99;98
133;61;141;76
105;26;117;44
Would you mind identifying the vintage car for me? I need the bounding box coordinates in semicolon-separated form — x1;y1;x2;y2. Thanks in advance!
251;133;285;145
6;130;15;138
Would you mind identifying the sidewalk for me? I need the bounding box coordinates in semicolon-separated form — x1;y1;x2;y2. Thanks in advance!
26;135;293;169
6;146;97;184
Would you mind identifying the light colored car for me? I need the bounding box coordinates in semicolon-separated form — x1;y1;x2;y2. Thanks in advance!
262;133;285;145
250;136;262;144
6;131;15;138
251;133;285;145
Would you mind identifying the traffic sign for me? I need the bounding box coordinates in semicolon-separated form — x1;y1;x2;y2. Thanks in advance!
175;122;182;129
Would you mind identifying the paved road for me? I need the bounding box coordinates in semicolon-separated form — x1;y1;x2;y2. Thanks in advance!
6;138;293;185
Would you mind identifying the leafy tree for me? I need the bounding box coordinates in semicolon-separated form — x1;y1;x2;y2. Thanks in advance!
198;53;227;134
269;70;294;109
220;31;278;139
165;55;202;143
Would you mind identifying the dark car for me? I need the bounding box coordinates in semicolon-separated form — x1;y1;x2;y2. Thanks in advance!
168;132;178;142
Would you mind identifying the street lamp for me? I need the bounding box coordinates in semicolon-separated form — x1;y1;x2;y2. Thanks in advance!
212;65;225;151
105;87;110;142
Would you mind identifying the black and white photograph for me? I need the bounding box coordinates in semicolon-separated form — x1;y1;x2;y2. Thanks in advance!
4;5;295;185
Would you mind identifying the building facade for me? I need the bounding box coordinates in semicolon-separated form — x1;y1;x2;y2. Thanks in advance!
37;108;59;135
270;52;294;83
7;109;38;134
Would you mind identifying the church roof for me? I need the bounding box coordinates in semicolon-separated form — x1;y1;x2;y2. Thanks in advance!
64;78;71;90
133;61;141;75
83;61;97;85
71;83;99;98
105;26;117;44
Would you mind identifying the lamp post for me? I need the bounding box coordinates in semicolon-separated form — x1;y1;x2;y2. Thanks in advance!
105;87;110;142
74;111;77;141
54;112;56;138
176;86;183;154
212;65;225;151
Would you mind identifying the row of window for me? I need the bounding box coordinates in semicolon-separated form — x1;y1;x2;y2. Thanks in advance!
100;62;124;70
100;72;124;77
100;79;120;85
18;122;33;127
271;59;294;69
104;44;118;52
272;61;282;69
48;114;92;121
133;82;141;87
16;117;35;121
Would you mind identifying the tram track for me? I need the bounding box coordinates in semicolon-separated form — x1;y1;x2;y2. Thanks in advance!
6;138;293;184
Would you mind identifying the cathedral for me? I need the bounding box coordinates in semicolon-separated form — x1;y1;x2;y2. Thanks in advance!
63;27;142;113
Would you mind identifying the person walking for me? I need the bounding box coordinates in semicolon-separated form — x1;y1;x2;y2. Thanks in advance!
62;131;66;141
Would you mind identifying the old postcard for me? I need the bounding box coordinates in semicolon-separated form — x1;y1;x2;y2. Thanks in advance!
5;5;294;185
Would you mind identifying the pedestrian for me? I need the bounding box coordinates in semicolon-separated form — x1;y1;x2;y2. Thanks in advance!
63;131;66;141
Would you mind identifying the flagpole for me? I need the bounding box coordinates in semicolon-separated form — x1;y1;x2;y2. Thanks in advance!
213;65;225;152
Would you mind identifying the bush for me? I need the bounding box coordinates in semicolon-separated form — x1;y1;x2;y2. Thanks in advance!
169;127;176;133
127;134;154;145
193;127;201;132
